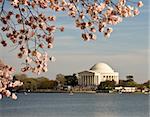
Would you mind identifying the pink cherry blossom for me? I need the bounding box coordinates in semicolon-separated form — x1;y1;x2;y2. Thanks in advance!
12;93;17;100
0;60;23;100
134;9;140;16
0;94;2;100
137;1;143;7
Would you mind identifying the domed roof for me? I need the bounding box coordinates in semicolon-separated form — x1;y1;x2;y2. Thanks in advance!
90;63;114;73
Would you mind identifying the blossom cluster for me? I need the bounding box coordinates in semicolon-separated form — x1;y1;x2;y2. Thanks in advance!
20;51;55;75
0;61;23;100
0;0;143;75
68;0;143;39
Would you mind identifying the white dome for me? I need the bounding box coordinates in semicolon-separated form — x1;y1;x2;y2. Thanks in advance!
90;63;114;73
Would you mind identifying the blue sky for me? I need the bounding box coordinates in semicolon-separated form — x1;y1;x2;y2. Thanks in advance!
0;0;149;83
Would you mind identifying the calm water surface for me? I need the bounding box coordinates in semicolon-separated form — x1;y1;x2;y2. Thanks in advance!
0;93;149;117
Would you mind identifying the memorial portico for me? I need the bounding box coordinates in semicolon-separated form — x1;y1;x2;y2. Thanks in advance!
78;63;119;86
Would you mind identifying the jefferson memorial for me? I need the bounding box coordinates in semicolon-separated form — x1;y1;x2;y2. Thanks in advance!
78;62;119;86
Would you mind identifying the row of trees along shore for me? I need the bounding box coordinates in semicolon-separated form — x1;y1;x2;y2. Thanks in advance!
14;74;58;92
14;74;150;92
14;73;78;92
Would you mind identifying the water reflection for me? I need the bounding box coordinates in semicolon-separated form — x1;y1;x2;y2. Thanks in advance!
0;93;149;117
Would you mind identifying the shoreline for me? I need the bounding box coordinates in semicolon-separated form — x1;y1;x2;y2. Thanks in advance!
18;90;96;94
17;90;149;94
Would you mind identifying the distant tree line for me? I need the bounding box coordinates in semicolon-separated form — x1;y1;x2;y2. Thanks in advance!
13;73;78;92
14;74;58;91
14;74;149;92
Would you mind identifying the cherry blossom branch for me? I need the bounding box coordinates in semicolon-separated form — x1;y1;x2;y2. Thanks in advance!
0;60;23;100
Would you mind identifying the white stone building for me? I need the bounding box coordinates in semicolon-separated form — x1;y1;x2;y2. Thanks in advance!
78;63;119;86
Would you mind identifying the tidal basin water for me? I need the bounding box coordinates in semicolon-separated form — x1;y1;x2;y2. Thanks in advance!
0;93;149;117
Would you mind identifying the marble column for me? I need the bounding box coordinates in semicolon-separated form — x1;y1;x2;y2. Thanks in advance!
85;76;86;86
91;76;93;85
91;76;92;85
